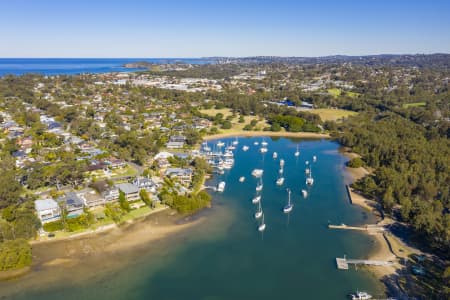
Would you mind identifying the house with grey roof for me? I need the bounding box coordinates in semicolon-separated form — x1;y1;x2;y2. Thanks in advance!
164;168;193;186
116;183;140;201
35;199;61;224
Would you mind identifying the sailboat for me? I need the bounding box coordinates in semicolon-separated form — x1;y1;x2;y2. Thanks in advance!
217;141;225;147
279;168;284;174
261;139;268;146
294;144;300;157
252;195;261;204
242;145;249;151
256;177;263;191
258;213;266;232
301;189;308;198
239;176;245;182
232;137;239;145
255;201;263;219
313;155;317;162
280;159;285;168
253;141;259;146
283;188;293;213
273;152;278;159
276;175;285;186
306;167;314;186
203;142;211;152
305;167;310;175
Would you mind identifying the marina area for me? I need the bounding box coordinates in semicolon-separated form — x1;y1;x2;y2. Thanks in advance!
2;136;386;299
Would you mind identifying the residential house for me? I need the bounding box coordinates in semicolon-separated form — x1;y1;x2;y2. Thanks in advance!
58;192;84;217
166;135;186;149
116;183;140;201
79;189;105;208
35;199;61;224
164;168;193;186
133;177;156;193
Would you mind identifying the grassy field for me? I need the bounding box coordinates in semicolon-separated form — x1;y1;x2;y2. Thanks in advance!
403;102;426;108
327;88;360;98
310;108;358;122
200;108;269;133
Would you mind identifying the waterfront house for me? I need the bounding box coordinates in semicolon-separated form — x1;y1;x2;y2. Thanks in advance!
102;186;120;202
164;168;193;186
116;183;140;201
58;192;84;217
133;177;157;193
35;199;61;224
79;189;106;208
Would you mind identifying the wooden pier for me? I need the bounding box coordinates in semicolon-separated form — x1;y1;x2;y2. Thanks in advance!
336;257;393;270
328;223;385;234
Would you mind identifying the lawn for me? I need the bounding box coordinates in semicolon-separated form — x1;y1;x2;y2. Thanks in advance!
402;102;426;108
200;108;269;133
327;88;360;98
310;108;358;122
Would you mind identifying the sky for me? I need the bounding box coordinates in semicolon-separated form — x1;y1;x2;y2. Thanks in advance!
0;0;450;58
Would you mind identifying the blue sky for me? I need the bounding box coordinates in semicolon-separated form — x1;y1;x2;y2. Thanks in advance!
1;0;449;57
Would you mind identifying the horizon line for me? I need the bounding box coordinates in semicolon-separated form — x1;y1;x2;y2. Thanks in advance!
0;53;449;59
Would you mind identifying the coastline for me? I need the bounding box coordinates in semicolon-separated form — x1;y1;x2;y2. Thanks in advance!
342;148;400;281
202;131;330;141
1;207;203;285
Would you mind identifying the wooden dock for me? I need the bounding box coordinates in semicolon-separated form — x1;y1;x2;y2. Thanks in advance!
336;257;394;270
328;223;385;234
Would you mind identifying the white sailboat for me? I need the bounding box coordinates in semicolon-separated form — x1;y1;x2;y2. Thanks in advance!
242;145;249;151
261;139;268;146
217;141;225;147
252;169;264;177
279;168;284;174
306;168;314;186
273;152;278;159
259;147;268;153
305;167;310;175
301;189;308;198
283;189;293;213
232;137;239;145
254;201;263;219
280;159;285;168
253;141;259;146
239;176;245;182
276;176;285;186
258;213;266;232
294;144;300;157
252;195;261;204
313;155;317;162
256;178;263;191
203;142;211;152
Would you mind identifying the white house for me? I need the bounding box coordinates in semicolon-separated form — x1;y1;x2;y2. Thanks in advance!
35;199;61;224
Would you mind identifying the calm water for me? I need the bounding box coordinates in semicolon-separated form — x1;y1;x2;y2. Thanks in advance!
0;58;213;76
3;138;384;299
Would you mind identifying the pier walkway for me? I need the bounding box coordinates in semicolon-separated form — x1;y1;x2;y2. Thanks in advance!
328;223;385;234
336;257;394;270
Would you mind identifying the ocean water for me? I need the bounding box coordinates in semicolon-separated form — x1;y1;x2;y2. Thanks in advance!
2;138;384;299
0;58;213;76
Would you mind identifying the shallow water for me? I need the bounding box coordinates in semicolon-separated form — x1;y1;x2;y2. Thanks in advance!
1;137;384;299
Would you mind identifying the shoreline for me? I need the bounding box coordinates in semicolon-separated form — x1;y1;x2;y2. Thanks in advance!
1;207;202;284
202;131;330;141
342;148;400;281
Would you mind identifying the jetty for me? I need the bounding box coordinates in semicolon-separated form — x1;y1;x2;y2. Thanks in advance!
328;223;385;234
336;256;394;270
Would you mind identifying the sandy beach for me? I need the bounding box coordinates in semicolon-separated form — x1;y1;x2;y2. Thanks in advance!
202;131;330;141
